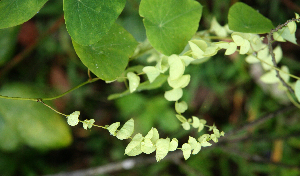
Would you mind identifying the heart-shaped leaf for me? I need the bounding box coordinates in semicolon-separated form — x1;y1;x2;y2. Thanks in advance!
0;0;48;29
228;2;274;33
139;0;202;55
64;0;126;45
73;23;138;81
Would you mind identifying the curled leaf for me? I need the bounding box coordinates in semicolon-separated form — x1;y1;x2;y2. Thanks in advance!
175;101;188;114
82;119;95;130
143;66;160;83
164;88;183;101
168;55;185;80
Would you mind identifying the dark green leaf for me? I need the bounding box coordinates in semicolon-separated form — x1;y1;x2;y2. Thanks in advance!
73;23;138;81
0;83;72;151
228;2;274;34
139;0;202;55
0;0;48;29
64;0;126;45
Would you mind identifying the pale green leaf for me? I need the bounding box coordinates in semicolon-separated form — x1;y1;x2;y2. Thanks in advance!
240;39;250;54
296;13;300;19
139;0;202;55
203;44;219;57
175;101;188;114
0;0;48;29
295;80;300;103
82;119;95;130
141;138;156;154
198;123;204;132
215;41;230;49
107;122;120;136
261;46;282;70
188;136;198;149
169;138;178;151
192;142;201;155
276;27;297;44
182;121;191;130
287;21;297;34
155;138;170;162
210;17;227;37
143;66;160;83
245;55;260;64
116;118;134;140
168;55;185;80
225;42;237;55
127;72;140;93
164;88;183;101
228;2;274;33
182;143;192;160
189;41;205;59
64;0;126;45
156;55;169;73
232;34;245;46
192;116;200;128
125;133;144;156
72;23;138;81
179;56;195;66
108;75;168;100
67;111;80;126
176;114;187;123
145;128;159;144
168;75;190;89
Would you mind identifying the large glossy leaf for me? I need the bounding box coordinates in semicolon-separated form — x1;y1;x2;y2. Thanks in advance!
0;83;72;151
228;2;274;34
0;0;48;29
139;0;202;55
64;0;126;46
73;23;138;81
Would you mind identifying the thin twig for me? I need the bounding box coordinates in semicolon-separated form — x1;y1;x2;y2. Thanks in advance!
267;18;300;94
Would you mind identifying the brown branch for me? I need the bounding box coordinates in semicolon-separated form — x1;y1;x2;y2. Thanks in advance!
0;15;65;79
267;18;300;95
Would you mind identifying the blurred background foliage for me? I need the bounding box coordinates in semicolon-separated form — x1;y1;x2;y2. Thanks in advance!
1;0;300;175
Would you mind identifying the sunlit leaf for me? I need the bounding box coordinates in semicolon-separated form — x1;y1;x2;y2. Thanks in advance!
106;122;120;136
125;133;144;156
175;101;188;114
167;75;190;89
182;143;192;160
168;55;185;80
127;72;140;93
164;88;183;101
169;138;178;151
143;66;160;83
156;138;170;162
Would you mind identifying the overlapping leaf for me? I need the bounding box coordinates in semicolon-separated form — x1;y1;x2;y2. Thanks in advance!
73;23;138;81
64;0;126;45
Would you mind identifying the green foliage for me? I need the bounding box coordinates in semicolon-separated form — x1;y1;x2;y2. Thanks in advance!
228;2;274;33
72;23;138;81
0;84;72;151
0;0;48;29
0;27;18;66
63;0;126;45
139;0;202;55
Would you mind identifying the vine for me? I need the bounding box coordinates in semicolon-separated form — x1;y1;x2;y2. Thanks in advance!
0;0;300;164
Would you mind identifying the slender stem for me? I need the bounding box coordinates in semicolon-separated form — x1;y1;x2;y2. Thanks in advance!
267;18;300;94
37;99;68;116
0;78;101;101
